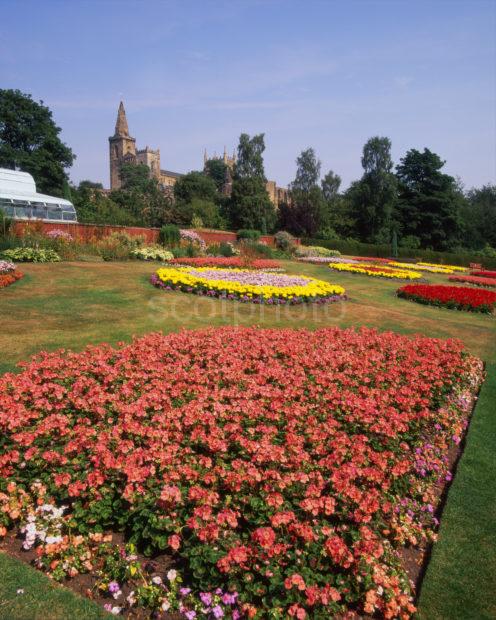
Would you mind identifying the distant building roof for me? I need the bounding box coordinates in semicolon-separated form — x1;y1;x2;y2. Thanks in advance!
160;169;184;179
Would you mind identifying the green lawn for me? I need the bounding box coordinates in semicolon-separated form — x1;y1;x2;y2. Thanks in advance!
0;259;495;619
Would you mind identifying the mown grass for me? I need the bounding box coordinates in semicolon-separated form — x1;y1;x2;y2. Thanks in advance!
0;259;494;619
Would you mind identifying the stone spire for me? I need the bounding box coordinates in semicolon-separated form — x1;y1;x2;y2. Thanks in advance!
114;101;130;137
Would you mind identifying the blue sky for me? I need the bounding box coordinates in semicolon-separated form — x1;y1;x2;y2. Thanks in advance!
1;0;495;190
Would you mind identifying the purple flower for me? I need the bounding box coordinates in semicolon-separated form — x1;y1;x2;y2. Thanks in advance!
108;581;120;594
184;611;196;620
212;605;224;618
180;587;191;596
200;592;212;606
221;592;237;605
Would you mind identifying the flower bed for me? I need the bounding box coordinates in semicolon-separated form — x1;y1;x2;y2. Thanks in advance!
1;247;61;262
295;245;340;258
131;246;174;261
329;262;422;279
449;274;496;288
0;270;23;289
397;284;496;313
471;270;496;278
0;260;16;274
417;262;467;272
388;261;454;274
297;256;358;265
171;257;282;271
0;327;483;618
352;256;392;263
46;229;73;241
152;266;345;304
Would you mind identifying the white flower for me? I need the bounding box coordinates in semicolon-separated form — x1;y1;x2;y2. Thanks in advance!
110;606;121;615
166;569;177;582
161;600;171;611
16;589;24;595
152;576;162;585
126;591;136;606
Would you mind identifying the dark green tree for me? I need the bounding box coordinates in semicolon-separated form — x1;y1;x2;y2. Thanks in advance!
347;137;397;243
204;158;228;191
173;171;217;204
110;163;173;227
461;184;496;250
227;133;275;233
279;148;327;237
235;133;266;180
0;89;74;196
321;170;341;203
396;148;463;251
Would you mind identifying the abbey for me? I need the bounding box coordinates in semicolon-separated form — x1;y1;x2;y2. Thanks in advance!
108;102;289;207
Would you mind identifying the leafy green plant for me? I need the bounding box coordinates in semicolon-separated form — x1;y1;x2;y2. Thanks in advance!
236;229;261;241
274;230;296;252
1;247;61;262
159;225;180;247
131;246;174;261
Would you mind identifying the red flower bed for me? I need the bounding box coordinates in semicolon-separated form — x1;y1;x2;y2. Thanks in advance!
0;271;23;289
398;283;496;313
0;327;483;618
171;257;282;270
449;274;496;288
471;270;496;278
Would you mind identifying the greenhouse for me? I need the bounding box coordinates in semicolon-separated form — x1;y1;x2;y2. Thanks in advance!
0;168;77;223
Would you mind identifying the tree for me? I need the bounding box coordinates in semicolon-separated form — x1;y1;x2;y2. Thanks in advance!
73;184;141;226
235;133;266;180
173;171;217;204
396;148;463;251
348;136;397;243
111;163;173;228
279;148;328;237
292;148;321;193
461;184;496;250
227;133;275;232
321;170;341;203
204;158;228;191
0;89;74;196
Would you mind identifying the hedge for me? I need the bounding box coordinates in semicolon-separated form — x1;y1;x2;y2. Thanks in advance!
302;238;496;270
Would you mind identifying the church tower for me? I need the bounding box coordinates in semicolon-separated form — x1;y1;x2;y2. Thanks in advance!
109;101;136;189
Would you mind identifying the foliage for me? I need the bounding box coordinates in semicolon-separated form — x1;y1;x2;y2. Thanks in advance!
398;284;496;313
396;148;463;251
180;229;207;251
131;246;174;262
206;241;238;257
280;149;329;237
173;171;217;204
204;158;228;191
188;198;224;229
93;232;143;262
0;89;74;195
159;224;180;247
0;327;483;618
235;133;266;180
461;184;496;250
236;229;261;241
274;230;296;252
321;170;341;203
72;184;142;227
295;245;340;258
347;136;397;243
1;247;61;262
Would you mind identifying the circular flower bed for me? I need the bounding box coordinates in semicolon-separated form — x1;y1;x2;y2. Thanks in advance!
152;266;345;304
397;283;496;313
329;262;422;280
0;327;483;618
171;257;282;271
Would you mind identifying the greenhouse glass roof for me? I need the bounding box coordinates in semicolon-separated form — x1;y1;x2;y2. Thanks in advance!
0;168;77;223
